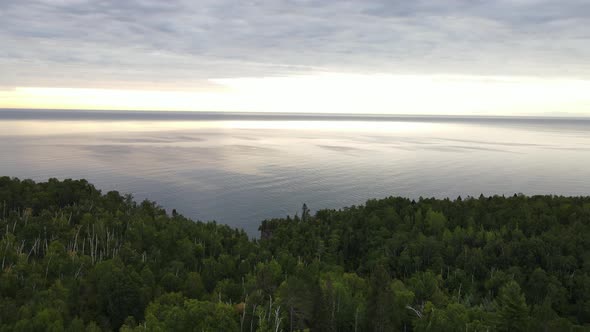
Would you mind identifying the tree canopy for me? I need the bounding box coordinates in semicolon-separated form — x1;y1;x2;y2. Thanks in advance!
1;176;590;331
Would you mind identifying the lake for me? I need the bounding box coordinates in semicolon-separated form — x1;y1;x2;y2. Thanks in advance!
1;109;589;236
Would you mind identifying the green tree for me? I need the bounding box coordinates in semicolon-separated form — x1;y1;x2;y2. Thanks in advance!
494;281;530;332
183;272;205;299
95;260;142;329
367;265;398;332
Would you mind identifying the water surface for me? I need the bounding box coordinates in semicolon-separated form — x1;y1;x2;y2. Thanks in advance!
1;109;589;236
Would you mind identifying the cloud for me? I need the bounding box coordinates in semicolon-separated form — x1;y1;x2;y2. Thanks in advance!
0;0;589;89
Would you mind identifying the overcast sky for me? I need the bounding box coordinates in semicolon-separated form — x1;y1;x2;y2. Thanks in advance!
1;0;589;115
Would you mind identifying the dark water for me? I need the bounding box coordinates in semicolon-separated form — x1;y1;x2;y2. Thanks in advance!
1;109;589;236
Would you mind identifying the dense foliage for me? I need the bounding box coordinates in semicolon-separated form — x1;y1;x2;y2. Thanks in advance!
1;177;590;331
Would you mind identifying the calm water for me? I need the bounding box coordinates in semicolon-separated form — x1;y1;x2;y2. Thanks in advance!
1;109;590;236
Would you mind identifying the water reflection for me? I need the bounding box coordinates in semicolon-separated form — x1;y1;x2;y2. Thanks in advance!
0;112;589;236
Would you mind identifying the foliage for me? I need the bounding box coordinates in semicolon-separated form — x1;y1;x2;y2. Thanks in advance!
1;177;590;331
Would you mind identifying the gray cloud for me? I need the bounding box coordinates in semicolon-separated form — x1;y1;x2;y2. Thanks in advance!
1;0;589;89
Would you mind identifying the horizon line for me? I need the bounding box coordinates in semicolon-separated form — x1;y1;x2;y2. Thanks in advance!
1;107;590;121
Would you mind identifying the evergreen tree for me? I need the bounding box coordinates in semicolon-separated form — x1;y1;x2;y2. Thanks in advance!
494;281;530;332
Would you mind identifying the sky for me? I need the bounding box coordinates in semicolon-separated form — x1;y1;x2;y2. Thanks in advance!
1;0;589;115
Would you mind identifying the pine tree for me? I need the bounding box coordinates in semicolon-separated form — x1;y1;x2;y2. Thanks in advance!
494;281;530;332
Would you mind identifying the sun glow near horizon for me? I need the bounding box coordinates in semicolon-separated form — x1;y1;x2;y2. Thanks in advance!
2;73;590;116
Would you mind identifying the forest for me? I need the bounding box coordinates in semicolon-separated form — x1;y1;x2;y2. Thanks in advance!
1;177;590;331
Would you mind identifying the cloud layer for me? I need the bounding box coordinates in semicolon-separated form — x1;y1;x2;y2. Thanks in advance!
1;0;589;89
